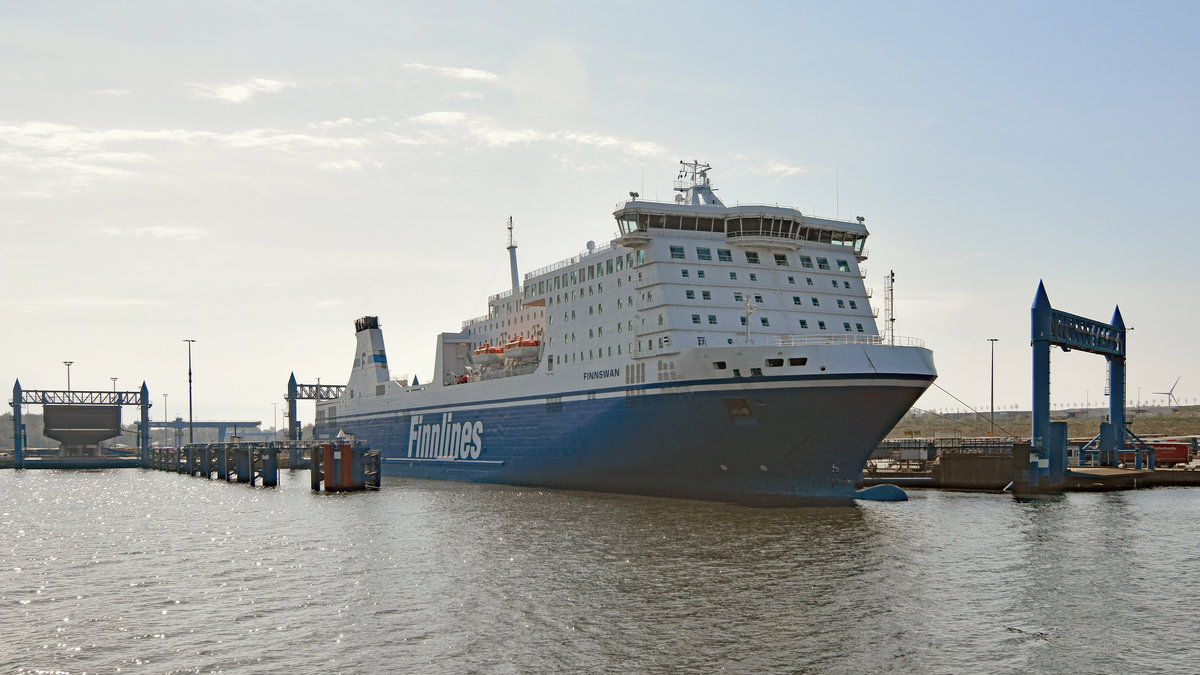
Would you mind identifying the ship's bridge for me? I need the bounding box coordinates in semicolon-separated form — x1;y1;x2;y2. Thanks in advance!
614;201;869;259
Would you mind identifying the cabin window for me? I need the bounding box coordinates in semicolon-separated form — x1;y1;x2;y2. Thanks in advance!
818;321;827;330
817;257;830;270
811;297;820;307
682;269;689;278
740;316;747;326
849;301;857;309
806;278;814;286
800;256;814;269
636;250;645;265
843;322;852;331
616;257;623;271
754;295;764;303
787;276;795;284
799;319;809;329
708;315;718;325
697;270;706;279
760;317;770;326
837;299;845;308
844;281;851;289
774;254;788;266
750;368;763;377
697;337;707;346
832;280;839;288
749;273;758;282
793;296;802;305
717;249;733;262
729;272;737;280
701;290;711;300
746;251;760;264
837;259;850;272
670;246;685;259
692;314;701;324
685;290;696;299
697;247;712;261
734;292;744;302
856;323;865;332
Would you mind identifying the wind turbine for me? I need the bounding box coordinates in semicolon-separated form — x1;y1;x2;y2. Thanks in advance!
1153;377;1181;407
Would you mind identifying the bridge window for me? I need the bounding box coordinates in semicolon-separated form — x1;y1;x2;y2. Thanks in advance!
817;257;830;270
837;259;850;272
774;254;788;266
717;249;732;262
800;256;814;269
746;251;760;264
670;246;685;259
697;247;712;261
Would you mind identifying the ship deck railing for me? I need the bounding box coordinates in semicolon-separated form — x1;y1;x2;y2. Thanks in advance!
522;240;618;282
774;334;926;348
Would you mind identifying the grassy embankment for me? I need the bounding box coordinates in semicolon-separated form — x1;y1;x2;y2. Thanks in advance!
888;406;1200;441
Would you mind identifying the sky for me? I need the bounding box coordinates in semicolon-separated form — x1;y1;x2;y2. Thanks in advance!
2;1;1198;432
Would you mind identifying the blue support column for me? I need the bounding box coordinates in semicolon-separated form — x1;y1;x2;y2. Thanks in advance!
12;379;24;470
1106;307;1126;468
287;373;299;442
139;382;151;467
1031;282;1053;488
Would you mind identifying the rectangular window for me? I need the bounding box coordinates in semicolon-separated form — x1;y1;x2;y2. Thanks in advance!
843;322;852;331
607;259;614;274
717;249;733;262
788;357;807;366
701;290;711;300
708;315;718;325
754;295;764;303
806;278;814;286
799;319;809;329
787;276;795;284
844;281;851;289
760;317;770;326
697;247;712;261
616;257;624;271
811;297;820;307
849;301;857;309
697;337;707;346
740;316;747;325
670;245;685;259
800;256;814;269
793;296;802;305
729;272;737;280
856;323;865;332
837;259;850;272
685;290;696;299
750;367;763;377
832;280;838;288
734;292;744;302
749;273;758;282
682;269;689;277
588;266;595;280
746;251;760;264
766;358;784;367
837;299;845;308
692;314;701;324
636;250;644;265
697;270;706;279
817;257;830;270
818;321;827;330
774;253;788;266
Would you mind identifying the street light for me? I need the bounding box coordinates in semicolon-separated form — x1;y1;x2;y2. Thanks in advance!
272;402;278;442
111;377;118;392
988;338;998;436
63;361;74;391
183;339;196;444
162;393;169;447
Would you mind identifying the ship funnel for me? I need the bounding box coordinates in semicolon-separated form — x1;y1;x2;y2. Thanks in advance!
348;316;390;396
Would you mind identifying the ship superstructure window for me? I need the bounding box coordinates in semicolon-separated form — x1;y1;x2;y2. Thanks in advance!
807;278;814;286
849;301;857;309
740;316;747;326
692;314;701;324
811;298;820;306
844;322;852;331
745;251;760;264
800;256;814;269
734;292;744;302
749;273;758;282
729;272;737;280
831;280;838;288
766;358;784;367
670;246;685;259
787;276;795;284
697;337;707;346
760;317;770;326
817;257;830;270
708;315;718;324
818;321;827;330
789;357;808;366
697;247;712;261
799;319;809;328
686;290;696;299
717;249;733;262
682;269;689;278
701;290;711;300
754;295;764;303
843;281;851;289
793;296;802;305
856;323;865;332
697;270;706;279
774;254;788;266
837;299;845;308
837;259;850;272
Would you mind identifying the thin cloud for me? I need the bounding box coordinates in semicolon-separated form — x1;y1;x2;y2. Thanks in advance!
407;111;667;157
402;62;500;82
87;88;131;97
189;78;296;104
744;160;807;179
101;226;208;241
317;159;382;172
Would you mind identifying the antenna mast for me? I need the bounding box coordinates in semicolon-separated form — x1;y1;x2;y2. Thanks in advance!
506;216;520;298
884;270;896;345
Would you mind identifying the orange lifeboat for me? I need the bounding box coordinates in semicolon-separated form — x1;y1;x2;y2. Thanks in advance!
472;343;504;366
503;337;541;361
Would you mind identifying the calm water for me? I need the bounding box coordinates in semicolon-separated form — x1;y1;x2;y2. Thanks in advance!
1;470;1198;674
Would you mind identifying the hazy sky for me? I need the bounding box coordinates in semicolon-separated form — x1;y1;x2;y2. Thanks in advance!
3;1;1197;432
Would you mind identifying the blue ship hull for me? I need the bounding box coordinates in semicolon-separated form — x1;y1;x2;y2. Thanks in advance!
319;374;930;505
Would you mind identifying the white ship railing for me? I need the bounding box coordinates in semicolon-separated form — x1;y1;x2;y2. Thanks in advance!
523;240;617;280
774;334;926;348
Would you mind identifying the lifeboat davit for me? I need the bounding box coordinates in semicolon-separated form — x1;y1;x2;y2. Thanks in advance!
503;337;541;361
472;343;504;366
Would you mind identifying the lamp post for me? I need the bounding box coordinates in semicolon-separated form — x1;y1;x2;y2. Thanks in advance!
64;361;74;391
111;377;118;392
988;338;998;436
272;402;278;442
162;393;168;447
183;339;196;444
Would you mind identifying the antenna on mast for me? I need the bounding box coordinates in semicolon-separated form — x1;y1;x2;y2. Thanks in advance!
506;216;520;297
884;270;896;345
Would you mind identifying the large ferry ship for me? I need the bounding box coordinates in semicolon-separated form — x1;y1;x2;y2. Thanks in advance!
316;162;936;503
